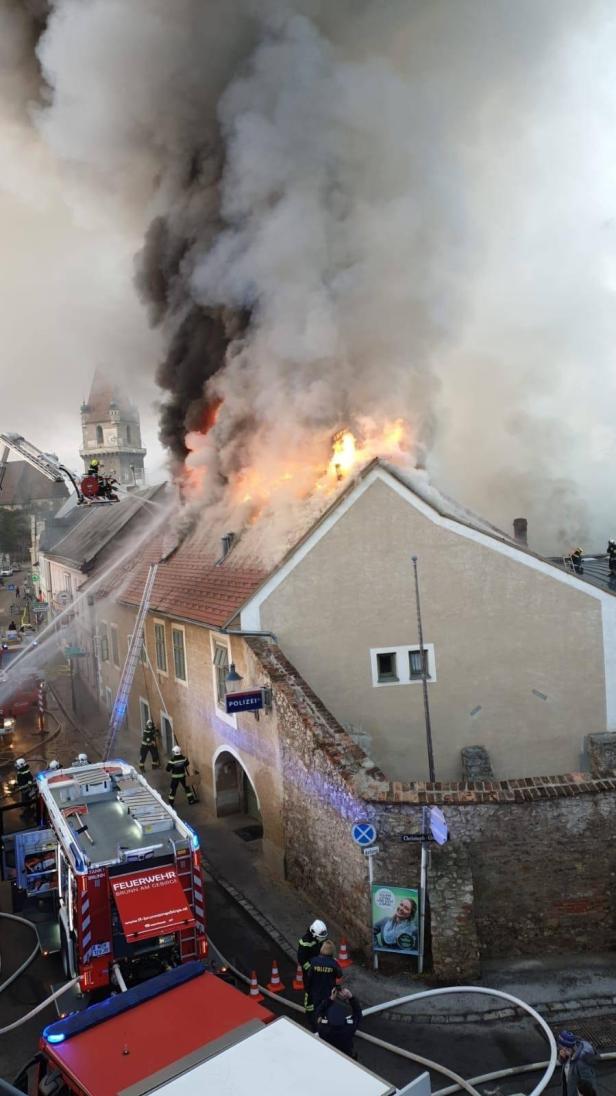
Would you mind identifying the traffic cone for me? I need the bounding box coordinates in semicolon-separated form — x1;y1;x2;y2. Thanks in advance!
338;938;353;968
266;959;285;993
292;963;304;992
248;970;263;1002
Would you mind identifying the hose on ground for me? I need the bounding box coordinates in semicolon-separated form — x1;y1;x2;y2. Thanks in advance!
0;912;40;995
0;978;79;1035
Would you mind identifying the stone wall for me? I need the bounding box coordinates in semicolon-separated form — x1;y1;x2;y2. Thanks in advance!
249;640;616;980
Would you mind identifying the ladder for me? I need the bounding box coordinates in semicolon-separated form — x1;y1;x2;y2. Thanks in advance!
103;563;158;759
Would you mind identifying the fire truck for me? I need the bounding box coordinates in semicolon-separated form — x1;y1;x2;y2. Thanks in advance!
20;760;206;993
0;669;43;719
14;961;396;1096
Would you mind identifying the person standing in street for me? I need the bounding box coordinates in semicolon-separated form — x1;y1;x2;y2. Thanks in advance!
297;919;328;976
557;1030;599;1096
316;984;363;1058
304;940;342;1030
167;745;196;806
139;719;161;772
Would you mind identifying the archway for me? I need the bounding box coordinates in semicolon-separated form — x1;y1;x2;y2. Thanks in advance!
213;749;262;829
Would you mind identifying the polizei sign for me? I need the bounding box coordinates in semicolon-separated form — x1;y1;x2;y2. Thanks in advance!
225;688;265;715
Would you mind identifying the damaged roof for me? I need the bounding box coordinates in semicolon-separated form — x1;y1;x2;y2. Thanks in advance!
43;486;166;571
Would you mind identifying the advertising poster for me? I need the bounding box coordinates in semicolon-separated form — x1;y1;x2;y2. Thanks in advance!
372;884;419;955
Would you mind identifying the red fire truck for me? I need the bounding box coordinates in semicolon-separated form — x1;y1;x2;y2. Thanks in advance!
27;760;207;992
0;669;43;719
14;961;395;1096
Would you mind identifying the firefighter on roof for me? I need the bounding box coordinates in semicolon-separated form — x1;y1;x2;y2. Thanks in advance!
15;757;35;817
167;745;196;806
608;540;616;577
140;719;161;772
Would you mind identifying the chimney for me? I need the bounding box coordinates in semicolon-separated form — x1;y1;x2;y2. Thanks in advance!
513;517;528;546
216;531;236;564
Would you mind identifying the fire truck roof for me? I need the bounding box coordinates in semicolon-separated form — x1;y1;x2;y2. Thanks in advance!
37;761;196;871
42;963;275;1096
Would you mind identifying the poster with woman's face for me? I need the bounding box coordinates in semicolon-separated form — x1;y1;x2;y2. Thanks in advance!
372;884;419;955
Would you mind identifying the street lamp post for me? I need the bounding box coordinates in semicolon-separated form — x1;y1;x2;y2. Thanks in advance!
411;555;436;975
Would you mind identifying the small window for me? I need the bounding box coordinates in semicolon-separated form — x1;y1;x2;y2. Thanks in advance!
377;652;398;682
96;425;103;445
128;633;147;665
100;624;109;662
154;623;167;674
172;627;187;683
213;643;229;705
126;425;132;445
139;698;151;730
409;649;430;679
110;625;120;668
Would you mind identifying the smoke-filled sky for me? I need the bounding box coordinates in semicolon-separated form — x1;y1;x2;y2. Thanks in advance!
2;0;616;552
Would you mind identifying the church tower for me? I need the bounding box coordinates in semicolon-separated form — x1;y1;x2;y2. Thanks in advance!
79;370;147;487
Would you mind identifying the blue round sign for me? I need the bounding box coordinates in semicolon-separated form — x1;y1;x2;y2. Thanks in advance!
351;821;377;847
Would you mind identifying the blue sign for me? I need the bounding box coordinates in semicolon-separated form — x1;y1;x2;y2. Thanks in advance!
351;821;377;847
6;584;14;591
429;806;449;846
225;689;264;715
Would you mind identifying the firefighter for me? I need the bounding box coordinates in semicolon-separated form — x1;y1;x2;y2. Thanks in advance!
87;458;100;476
297;919;328;975
167;745;196;806
304;940;342;1030
571;548;584;574
140;719;161;772
72;752;89;767
15;757;36;817
48;759;61;771
608;540;616;577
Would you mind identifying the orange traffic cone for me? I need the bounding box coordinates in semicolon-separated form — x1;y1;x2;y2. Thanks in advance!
338;938;353;968
248;970;263;1002
292;963;304;992
266;959;285;993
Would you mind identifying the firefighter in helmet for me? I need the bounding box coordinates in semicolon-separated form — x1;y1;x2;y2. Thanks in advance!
297;919;329;975
166;745;196;806
608;540;616;577
15;757;36;817
570;547;584;574
48;759;61;771
72;752;89;767
140;719;161;772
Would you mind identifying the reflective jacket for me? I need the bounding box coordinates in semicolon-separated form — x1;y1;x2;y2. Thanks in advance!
297;929;322;972
305;955;342;1010
17;766;34;791
166;754;190;778
142;725;157;747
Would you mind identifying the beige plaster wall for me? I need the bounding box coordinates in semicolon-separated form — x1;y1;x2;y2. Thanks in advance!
258;478;607;781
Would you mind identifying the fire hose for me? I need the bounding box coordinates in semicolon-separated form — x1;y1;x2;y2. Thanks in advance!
0;911;78;1036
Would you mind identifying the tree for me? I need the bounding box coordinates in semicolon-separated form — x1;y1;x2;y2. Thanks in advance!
0;508;30;560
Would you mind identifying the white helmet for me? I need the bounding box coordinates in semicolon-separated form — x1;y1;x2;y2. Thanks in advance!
76;752;88;764
310;919;328;941
171;745;182;756
15;757;26;769
48;760;61;771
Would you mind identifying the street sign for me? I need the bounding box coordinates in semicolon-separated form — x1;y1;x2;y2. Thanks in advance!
363;846;379;857
64;646;87;659
225;689;265;715
400;834;432;843
429;806;449;846
351;821;377;847
6;585;14;591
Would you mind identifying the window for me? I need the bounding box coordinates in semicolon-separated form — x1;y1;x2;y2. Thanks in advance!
213;643;229;705
139;698;151;731
154;622;167;674
110;624;120;668
99;623;109;662
126;425;132;445
64;573;72;597
96;425;103;445
370;644;437;687
409;649;430;679
377;652;398;682
161;714;174;755
128;634;147;665
172;626;187;683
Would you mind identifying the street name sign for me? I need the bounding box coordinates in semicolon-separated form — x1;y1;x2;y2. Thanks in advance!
400;834;432;843
363;846;379;857
351;821;377;847
225;688;265;715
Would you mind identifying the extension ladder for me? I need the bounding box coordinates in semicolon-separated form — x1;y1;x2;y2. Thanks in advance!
103;563;158;759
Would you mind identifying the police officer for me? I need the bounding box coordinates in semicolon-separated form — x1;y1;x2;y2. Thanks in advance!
167;745;196;806
316;984;363;1058
139;719;161;772
297;919;328;975
304;940;342;1030
15;757;36;817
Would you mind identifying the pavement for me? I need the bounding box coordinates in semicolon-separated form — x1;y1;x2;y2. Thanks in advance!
39;663;616;1032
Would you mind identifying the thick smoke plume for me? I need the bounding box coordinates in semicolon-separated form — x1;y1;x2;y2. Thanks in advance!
4;1;616;552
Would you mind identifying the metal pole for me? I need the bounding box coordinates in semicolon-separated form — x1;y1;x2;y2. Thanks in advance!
411;556;436;783
367;854;378;971
417;808;428;974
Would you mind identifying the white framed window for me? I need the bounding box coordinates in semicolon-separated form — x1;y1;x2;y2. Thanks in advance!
370;644;437;688
154;621;167;675
161;713;174;755
128;633;147;665
139;697;151;730
172;625;188;684
110;624;120;668
99;622;109;662
210;635;236;728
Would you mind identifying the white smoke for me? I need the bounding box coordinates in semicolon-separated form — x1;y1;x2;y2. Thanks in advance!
3;0;616;551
